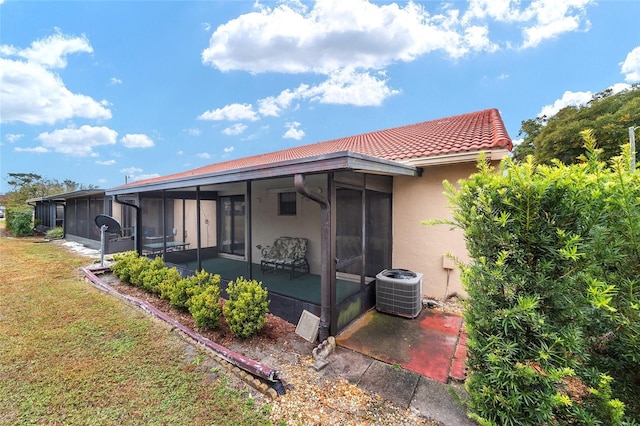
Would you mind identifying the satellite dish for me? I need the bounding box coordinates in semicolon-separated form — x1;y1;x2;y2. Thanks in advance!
95;215;121;267
95;214;121;234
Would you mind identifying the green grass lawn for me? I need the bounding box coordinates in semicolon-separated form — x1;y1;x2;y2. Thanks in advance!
0;232;271;425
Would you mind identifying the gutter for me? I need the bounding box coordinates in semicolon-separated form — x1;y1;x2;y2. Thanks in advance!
400;148;511;167
81;267;283;390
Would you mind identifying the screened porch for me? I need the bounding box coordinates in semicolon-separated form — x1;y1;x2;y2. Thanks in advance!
107;152;419;335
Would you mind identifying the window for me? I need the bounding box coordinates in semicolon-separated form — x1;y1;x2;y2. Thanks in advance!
278;192;297;216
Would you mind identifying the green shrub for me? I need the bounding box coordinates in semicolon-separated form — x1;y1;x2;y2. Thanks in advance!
109;250;149;288
110;251;141;282
126;256;151;288
6;208;34;237
223;277;269;339
158;267;184;301
188;284;222;330
139;256;168;295
168;278;192;310
168;270;218;311
45;227;63;240
437;132;637;424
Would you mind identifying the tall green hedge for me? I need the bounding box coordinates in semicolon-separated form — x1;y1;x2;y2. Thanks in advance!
5;207;34;236
440;131;638;424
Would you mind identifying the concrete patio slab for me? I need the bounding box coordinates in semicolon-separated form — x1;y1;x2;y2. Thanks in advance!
336;308;465;383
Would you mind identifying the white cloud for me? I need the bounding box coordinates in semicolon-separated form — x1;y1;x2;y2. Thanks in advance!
120;166;143;174
203;0;500;74
607;83;632;95
5;133;24;143
0;32;111;125
258;89;297;117
197;152;211;159
538;90;593;118
621;46;640;83
198;103;258;121
183;128;202;136
463;0;593;49
537;83;631;119
121;133;154;148
202;22;212;32
198;0;597;128
110;77;123;85
119;167;158;183
203;0;593;76
283;121;305;140
96;159;116;165
520;0;593;49
126;173;160;182
177;150;184;155
223;146;234;153
10;30;93;68
222;123;248;136
210;68;398;123
300;68;399;106
35;125;118;157
14;146;48;154
199;0;594;122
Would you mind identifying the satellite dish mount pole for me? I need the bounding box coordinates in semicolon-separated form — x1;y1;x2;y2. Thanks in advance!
100;224;108;267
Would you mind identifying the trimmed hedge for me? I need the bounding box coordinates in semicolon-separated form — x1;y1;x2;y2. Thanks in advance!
109;252;267;335
436;132;638;424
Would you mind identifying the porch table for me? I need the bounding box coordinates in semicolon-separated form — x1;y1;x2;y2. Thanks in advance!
142;241;190;255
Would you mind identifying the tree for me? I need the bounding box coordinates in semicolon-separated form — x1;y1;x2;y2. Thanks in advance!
3;173;97;207
513;85;640;165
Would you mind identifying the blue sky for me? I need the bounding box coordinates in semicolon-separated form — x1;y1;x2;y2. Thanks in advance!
1;0;639;193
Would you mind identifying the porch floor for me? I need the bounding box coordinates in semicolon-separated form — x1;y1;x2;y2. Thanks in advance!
168;255;361;305
336;307;467;383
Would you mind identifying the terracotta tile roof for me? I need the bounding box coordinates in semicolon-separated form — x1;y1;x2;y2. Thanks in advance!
127;108;511;186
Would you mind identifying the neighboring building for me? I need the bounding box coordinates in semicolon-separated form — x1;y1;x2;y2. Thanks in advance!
105;108;512;336
27;190;134;254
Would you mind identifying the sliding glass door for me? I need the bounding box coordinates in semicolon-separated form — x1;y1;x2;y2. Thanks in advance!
219;195;245;256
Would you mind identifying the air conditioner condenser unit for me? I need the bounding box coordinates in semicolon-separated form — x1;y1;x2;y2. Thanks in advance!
375;269;423;318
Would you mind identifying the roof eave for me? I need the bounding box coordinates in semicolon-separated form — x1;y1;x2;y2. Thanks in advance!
106;151;419;196
26;189;106;203
399;148;511;167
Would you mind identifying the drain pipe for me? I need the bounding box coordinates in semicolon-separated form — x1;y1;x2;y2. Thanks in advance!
294;174;331;341
114;195;142;254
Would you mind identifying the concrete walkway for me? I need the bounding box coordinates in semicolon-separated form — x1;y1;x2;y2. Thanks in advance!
315;345;476;425
322;308;475;425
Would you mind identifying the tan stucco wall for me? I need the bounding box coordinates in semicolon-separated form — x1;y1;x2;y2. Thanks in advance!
173;200;216;248
393;162;481;299
250;176;325;274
